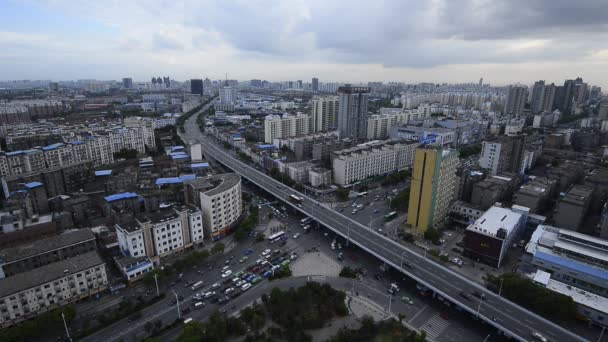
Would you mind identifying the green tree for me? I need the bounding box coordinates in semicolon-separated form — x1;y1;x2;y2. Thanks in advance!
212;242;225;255
113;148;138;160
335;187;350;202
338;266;358;279
389;188;410;212
423;227;440;244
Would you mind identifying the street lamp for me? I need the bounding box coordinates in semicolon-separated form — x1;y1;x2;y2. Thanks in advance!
172;290;181;319
61;312;72;342
153;273;160;297
498;277;504;297
399;251;407;270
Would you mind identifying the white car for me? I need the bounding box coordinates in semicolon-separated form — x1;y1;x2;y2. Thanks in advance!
221;270;232;278
256;259;263;265
293;233;301;239
236;280;246;287
203;291;215;298
262;249;271;256
232;277;240;283
224;287;235;294
211;283;220;289
241;283;252;291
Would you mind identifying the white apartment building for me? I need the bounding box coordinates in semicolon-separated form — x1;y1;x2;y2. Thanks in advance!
123;117;156;149
311;96;339;132
85;136;114;167
478;141;503;175
0;251;107;328
367;112;410;140
115;205;204;264
332;140;418;185
219;86;236;105
264;113;312;143
187;174;242;241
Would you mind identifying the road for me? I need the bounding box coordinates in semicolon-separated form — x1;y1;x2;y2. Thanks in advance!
183;125;588;342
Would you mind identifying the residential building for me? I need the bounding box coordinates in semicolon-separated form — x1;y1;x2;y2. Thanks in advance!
463;205;528;267
122;78;133;89
309;168;332;187
312;77;319;92
390;126;456;146
332;140;418;185
513;177;556;214
0;229;96;279
471;174;519;210
478;135;526;176
219;86;235;105
115;204;203;266
503;85;527;116
337;86;370;139
263;113;312;143
0;251;107;328
311;96;339;131
184;174;242;241
553;184;594;232
407;146;458;233
366;112;410;140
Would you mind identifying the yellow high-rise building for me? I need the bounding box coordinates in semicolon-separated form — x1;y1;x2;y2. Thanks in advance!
407;146;458;234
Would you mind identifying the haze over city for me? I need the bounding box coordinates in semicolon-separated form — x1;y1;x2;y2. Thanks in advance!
1;0;608;87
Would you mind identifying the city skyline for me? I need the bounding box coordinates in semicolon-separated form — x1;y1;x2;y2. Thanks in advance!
1;0;608;87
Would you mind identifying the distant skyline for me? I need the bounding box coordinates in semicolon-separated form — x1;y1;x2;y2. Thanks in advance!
1;0;607;88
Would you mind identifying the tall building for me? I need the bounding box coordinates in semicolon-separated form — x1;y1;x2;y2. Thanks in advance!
541;83;557;112
503;85;527;116
219;86;235;105
478;135;526;176
478;77;483;88
190;79;203;95
311;96;339;132
312;78;319;92
530;81;546;114
122;78;133;89
561;79;576;114
337;86;370;139
407;146;458;233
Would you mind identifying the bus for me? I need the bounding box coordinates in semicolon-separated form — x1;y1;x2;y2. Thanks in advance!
300;217;312;225
183;318;193;324
357;192;368;198
268;231;286;243
384;211;397;221
289;194;303;204
191;281;204;291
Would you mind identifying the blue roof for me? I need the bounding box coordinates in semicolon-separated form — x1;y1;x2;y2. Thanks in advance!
171;155;190;160
95;170;112;176
5;151;24;156
25;182;43;189
256;144;275;150
104;192;138;202
535;251;608;281
42;143;64;151
191;163;209;168
70;141;85;145
155;174;196;185
171;146;185;151
169;151;187;156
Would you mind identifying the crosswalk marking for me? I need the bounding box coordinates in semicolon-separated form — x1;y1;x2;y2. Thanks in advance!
419;314;450;340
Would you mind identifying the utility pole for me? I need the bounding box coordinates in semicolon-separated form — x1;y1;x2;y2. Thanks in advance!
597;326;606;342
476;296;482;317
172;290;181;319
61;312;71;342
153;273;160;297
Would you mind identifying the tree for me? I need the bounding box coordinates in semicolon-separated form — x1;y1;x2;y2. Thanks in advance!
335;187;350;202
212;242;225;255
389;188;410;212
423;227;440;244
255;233;265;242
113;148;138;160
339;266;358;279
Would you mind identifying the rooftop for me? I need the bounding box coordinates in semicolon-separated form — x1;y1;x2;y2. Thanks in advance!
104;192;139;202
95;170;112;176
0;228;95;264
559;185;594;206
466;206;522;238
185;173;241;197
0;251;104;298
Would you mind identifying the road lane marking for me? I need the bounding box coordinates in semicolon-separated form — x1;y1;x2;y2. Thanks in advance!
408;305;428;323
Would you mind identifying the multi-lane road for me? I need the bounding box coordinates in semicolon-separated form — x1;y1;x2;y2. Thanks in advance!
185;131;587;342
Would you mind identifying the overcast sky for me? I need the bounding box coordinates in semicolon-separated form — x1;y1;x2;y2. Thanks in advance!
1;0;608;87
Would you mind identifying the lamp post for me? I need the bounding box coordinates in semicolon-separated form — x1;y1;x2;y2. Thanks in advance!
498;277;504;297
61;312;71;342
153;273;160;297
172;290;181;319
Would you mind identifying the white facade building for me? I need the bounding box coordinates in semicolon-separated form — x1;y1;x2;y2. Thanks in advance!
366;112;410;140
264;113;312;143
311;96;339;132
332;140;418;185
